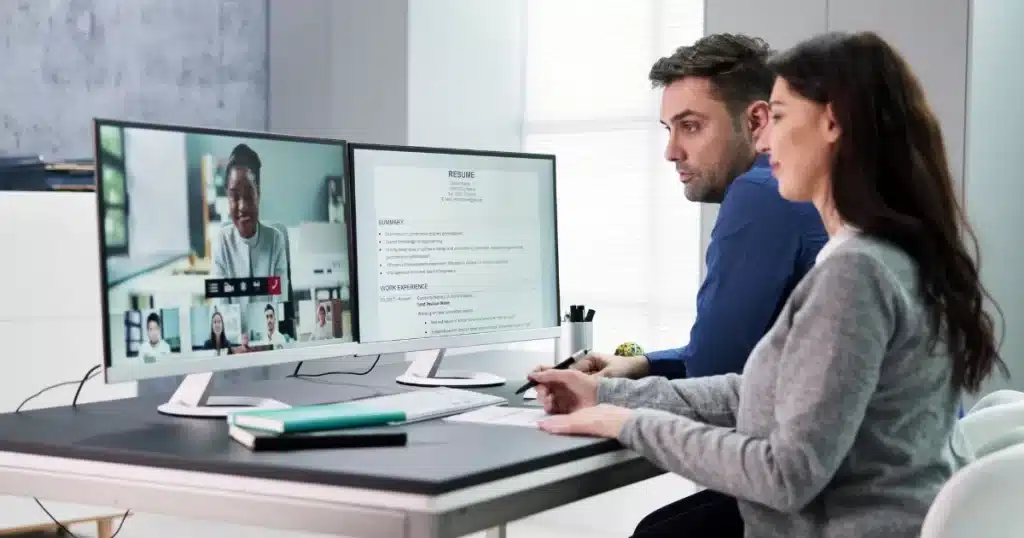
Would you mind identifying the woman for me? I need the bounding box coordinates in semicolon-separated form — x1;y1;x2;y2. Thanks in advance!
529;31;1004;538
312;303;333;340
203;310;234;355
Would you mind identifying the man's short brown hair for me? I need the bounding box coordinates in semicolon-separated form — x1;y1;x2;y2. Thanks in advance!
650;34;775;115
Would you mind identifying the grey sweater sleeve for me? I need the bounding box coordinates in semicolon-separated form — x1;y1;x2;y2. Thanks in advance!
598;374;741;428
613;252;896;512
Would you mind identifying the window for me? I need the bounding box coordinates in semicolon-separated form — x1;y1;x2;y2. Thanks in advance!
98;124;129;255
523;0;705;353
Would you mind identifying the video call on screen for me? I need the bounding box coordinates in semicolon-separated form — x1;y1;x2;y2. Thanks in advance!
97;123;354;368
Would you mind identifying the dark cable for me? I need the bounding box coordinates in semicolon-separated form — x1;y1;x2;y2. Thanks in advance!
72;364;102;407
19;365;132;536
16;364;101;413
289;354;383;378
34;498;131;538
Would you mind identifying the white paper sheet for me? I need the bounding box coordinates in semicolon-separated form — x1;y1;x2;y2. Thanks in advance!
444;405;551;427
522;387;538;400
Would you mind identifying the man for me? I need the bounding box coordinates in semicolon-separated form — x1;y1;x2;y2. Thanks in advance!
566;34;827;380
138;312;171;363
211;143;290;306
263;304;288;345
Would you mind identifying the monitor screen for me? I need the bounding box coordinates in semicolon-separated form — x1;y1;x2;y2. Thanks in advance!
349;144;560;346
95;120;358;382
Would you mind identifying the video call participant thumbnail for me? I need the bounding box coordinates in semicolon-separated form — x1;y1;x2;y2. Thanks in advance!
139;312;170;363
313;300;344;340
191;306;242;355
313;302;332;340
261;303;289;345
242;303;292;350
127;309;180;364
211;143;290;305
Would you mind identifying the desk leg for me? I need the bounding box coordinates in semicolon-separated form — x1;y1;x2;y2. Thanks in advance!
96;517;114;538
483;524;507;538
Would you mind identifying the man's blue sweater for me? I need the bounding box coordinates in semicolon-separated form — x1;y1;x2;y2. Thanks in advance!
645;154;828;379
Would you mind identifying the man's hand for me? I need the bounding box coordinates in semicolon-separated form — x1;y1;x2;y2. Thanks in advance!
531;351;650;379
528;368;600;415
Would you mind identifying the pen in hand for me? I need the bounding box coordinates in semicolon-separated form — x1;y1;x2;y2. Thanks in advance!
515;348;589;395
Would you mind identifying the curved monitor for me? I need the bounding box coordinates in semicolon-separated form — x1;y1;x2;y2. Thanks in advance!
348;143;562;361
94;119;359;385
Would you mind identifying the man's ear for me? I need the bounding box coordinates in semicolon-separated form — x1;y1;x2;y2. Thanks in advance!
746;101;770;141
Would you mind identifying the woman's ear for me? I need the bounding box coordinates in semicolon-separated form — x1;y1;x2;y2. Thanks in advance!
822;103;841;144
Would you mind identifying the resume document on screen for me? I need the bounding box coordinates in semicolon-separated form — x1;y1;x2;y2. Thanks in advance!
354;155;558;343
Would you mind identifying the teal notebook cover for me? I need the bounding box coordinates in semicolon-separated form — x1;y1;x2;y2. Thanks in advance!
228;402;407;434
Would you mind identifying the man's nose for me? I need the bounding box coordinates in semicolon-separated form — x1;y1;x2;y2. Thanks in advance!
664;140;685;163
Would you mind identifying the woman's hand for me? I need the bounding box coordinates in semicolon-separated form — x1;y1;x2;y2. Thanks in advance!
539;404;633;439
529;368;600;414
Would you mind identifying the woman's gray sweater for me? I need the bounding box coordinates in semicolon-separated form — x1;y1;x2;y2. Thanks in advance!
598;233;970;538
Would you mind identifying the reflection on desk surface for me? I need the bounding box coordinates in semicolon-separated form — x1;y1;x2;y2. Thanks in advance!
107;252;192;287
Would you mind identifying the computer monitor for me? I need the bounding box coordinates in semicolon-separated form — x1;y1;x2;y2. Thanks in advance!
93;119;359;417
348;143;561;387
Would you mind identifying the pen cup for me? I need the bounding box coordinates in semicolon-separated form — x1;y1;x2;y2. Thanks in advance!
566;321;593;356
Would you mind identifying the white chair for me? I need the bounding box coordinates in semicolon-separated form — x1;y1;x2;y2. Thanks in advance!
967;389;1024;414
920;442;1024;537
960;395;1024;458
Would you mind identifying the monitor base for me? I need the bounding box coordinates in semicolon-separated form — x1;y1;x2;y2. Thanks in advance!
395;348;506;388
156;372;290;418
157;396;289;418
395;371;506;388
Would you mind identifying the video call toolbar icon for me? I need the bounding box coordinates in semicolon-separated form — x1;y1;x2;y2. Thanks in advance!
205;277;281;299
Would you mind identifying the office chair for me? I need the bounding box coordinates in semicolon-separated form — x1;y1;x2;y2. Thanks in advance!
920;443;1024;538
960;396;1024;458
967;390;1024;414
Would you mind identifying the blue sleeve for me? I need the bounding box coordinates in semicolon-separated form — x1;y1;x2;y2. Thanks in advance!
646;182;804;379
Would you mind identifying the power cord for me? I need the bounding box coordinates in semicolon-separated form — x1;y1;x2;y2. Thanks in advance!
34;498;130;538
15;364;132;537
15;364;101;413
289;354;383;378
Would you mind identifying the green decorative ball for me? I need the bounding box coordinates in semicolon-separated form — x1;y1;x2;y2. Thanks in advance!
614;342;645;357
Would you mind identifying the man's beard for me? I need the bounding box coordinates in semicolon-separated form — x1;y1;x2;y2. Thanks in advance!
683;129;754;203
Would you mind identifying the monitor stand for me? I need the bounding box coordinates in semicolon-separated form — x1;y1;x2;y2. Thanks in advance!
395;348;506;388
157;372;290;418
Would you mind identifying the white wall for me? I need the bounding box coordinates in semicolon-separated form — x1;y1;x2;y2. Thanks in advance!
963;0;1024;406
269;0;526;153
268;0;409;144
0;193;136;413
407;0;525;152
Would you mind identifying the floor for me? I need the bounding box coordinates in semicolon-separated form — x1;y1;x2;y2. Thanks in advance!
32;474;698;538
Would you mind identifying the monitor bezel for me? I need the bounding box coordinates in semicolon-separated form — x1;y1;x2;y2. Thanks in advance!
345;142;563;355
93;118;362;383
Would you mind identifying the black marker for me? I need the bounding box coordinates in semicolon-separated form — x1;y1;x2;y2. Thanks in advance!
570;304;585;322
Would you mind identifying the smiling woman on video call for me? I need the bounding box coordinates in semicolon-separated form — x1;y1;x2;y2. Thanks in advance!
529;31;1004;538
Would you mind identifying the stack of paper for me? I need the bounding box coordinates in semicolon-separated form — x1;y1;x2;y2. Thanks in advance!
444;406;551;428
